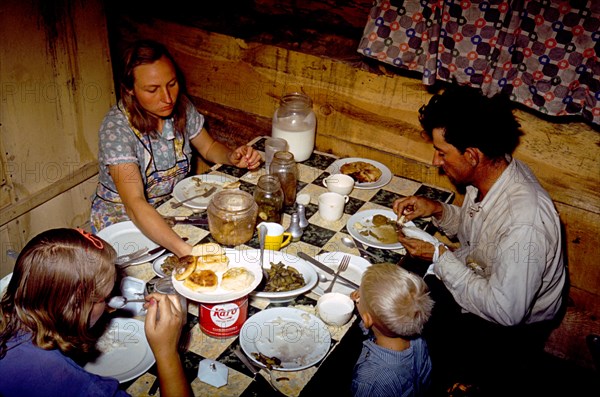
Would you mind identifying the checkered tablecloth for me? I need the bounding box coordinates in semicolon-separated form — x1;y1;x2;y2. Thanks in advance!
120;137;454;397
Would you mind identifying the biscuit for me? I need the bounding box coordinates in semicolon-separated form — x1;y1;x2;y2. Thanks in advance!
183;270;219;292
221;267;255;291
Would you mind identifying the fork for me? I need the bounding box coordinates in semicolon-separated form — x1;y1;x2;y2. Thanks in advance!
324;255;351;293
171;186;217;208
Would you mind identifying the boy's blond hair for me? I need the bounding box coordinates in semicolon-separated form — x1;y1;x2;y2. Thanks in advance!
361;263;433;338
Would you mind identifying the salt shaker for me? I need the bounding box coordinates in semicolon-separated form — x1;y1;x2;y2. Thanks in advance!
297;203;309;228
286;212;303;242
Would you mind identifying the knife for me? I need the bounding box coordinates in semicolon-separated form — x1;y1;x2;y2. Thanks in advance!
163;215;208;226
115;247;149;265
297;252;360;289
116;245;164;266
234;347;259;376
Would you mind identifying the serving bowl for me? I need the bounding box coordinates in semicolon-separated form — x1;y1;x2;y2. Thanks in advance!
249;249;318;303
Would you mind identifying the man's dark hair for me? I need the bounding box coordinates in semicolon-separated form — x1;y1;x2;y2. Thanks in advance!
418;84;523;159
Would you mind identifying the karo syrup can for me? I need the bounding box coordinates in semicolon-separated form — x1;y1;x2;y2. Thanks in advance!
200;296;248;338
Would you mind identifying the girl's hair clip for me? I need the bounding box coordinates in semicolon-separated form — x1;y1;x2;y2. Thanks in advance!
75;228;104;250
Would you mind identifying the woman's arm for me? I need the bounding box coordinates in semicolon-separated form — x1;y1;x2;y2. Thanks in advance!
191;128;262;169
109;163;192;258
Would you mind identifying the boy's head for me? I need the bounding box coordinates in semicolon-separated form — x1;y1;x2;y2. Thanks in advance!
358;263;433;338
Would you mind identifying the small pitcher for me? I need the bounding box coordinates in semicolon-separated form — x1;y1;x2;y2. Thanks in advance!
256;222;292;251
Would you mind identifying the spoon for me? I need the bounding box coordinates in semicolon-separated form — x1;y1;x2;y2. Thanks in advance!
318;272;355;289
107;296;146;309
341;237;377;259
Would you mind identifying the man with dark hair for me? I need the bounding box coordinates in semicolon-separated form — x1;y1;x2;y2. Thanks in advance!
394;84;566;395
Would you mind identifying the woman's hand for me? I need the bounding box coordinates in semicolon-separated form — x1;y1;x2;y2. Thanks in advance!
393;196;444;223
228;145;262;170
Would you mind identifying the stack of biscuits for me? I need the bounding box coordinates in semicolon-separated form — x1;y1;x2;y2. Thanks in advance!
172;243;255;292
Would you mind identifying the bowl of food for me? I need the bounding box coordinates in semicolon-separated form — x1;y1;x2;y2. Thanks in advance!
250;250;319;303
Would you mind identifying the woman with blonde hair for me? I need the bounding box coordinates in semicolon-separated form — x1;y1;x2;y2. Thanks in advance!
0;228;192;397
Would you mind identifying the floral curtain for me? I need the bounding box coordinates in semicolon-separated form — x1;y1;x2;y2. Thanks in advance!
358;0;600;125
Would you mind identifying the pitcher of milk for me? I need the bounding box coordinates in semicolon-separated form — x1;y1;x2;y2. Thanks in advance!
271;92;316;162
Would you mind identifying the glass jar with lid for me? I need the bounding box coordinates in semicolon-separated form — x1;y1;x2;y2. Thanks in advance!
271;92;316;162
270;151;298;207
207;190;258;246
254;175;284;223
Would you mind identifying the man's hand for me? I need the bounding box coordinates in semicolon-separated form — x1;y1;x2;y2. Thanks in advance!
393;196;444;223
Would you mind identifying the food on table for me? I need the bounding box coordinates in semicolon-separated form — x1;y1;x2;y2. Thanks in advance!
173;255;197;281
340;161;382;183
251;352;282;370
161;254;179;276
355;214;399;244
171;243;257;294
371;214;390;226
191;242;225;257
263;262;306;292
183;270;219;292
196;254;229;273
221;267;255;291
208;190;258;246
96;329;127;354
397;214;407;226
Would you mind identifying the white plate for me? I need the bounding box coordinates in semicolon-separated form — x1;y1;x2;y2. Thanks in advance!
152;254;173;278
326;157;392;190
172;249;263;304
97;221;165;265
85;318;155;383
313;252;370;296
347;209;415;250
172;174;237;209
239;307;331;371
250;250;319;303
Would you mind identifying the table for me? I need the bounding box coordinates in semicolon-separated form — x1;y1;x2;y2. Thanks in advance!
119;136;454;397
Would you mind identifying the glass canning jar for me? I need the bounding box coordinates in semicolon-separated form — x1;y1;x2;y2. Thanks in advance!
254;175;284;223
207;190;258;246
271;92;316;162
269;151;298;207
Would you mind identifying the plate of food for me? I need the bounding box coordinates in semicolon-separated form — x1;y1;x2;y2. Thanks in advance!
239;307;331;371
85;318;155;383
326;157;392;189
171;243;263;303
172;174;238;210
313;252;370;296
250;250;319;303
97;221;165;265
347;209;415;250
152;254;175;278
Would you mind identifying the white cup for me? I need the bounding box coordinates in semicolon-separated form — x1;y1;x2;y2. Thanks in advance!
318;192;349;222
323;174;354;195
264;137;288;173
317;292;355;326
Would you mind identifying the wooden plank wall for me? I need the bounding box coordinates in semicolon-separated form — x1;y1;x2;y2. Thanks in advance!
107;1;600;368
0;0;114;274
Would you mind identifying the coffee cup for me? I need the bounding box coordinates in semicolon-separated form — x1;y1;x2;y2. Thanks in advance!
257;222;292;250
323;174;354;195
318;192;349;222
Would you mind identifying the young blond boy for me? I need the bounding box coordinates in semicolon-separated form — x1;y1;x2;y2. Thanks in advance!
350;263;434;397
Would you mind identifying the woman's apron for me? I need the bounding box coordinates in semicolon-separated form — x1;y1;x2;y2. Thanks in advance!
91;112;190;232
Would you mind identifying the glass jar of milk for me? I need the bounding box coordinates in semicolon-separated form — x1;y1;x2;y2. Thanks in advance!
272;93;316;162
